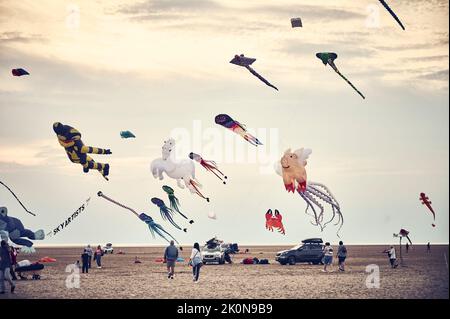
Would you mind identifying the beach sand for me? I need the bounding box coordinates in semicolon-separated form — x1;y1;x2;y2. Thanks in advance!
1;245;448;299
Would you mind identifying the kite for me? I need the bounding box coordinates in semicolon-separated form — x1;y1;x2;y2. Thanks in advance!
265;209;285;235
120;130;136;139
151;138;210;202
316;52;365;99
46;198;90;237
215;114;263;147
419;193;436;227
0;180;36;216
97;191;179;244
230;54;278;91
189;152;228;184
208;211;217;220
53;122;112;180
379;0;405;30
162;185;194;224
275;148;344;236
151;197;188;232
0;206;45;253
291;18;302;28
394;229;412;245
12;68;29;76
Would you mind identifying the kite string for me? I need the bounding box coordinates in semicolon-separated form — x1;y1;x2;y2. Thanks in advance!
0;180;36;216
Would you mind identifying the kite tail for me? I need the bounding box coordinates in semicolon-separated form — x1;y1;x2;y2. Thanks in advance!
243;132;263;147
153;224;180;245
168;195;193;224
379;0;406;30
200;159;228;184
0;180;36;216
189;179;210;202
336;70;365;99
160;207;186;232
97;191;139;217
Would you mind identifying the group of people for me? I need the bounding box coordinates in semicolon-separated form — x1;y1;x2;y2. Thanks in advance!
322;241;348;273
0;240;16;294
79;245;104;273
164;241;203;283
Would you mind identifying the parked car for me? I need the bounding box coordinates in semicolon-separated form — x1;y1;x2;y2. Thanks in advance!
275;238;324;265
102;243;114;254
201;243;227;264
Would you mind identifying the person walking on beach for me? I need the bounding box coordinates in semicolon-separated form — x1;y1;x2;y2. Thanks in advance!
0;240;15;294
189;243;203;283
405;242;409;253
94;245;103;269
9;246;17;280
337;241;347;271
164;240;179;279
427;242;431;253
85;245;93;268
322;242;334;272
81;248;89;274
387;246;398;268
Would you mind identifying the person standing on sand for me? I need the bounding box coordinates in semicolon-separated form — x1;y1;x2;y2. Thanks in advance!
387;246;398;268
337;241;347;271
189;242;203;283
81;249;89;274
164;240;178;279
9;246;17;280
0;240;15;294
322;242;334;272
94;245;103;269
405;242;409;253
427;242;431;253
85;245;93;269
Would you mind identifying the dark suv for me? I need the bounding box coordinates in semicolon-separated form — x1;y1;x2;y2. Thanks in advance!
275;238;324;265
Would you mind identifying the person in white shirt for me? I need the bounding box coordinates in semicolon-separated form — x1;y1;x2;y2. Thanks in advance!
189;243;203;283
322;242;334;272
388;246;397;268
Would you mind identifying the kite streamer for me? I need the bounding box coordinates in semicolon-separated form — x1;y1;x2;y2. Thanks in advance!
0;180;36;216
46;197;91;237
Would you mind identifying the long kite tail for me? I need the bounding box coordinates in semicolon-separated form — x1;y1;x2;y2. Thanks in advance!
140;214;180;244
168;196;192;223
189;179;210;202
161;207;186;232
245;66;279;91
153;223;180;245
0;180;36;216
200;160;228;184
97;191;139;217
379;0;406;30
335;70;365;99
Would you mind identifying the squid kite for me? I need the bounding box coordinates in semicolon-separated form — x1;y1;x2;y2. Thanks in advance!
53;122;111;180
316;52;365;99
215;114;263;147
379;0;405;30
230;54;278;91
265;209;285;235
394;229;412;245
97;191;179;244
120;131;136;139
151;197;192;232
420;193;436;227
0;180;36;216
12;68;29;76
275;148;344;236
189;152;228;184
162;186;194;224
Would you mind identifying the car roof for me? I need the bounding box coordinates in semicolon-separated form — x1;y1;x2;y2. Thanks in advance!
301;238;323;244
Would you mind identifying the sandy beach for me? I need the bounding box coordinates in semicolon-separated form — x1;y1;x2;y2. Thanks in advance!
1;244;448;299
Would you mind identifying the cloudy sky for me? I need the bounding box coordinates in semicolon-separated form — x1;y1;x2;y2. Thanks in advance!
0;0;448;247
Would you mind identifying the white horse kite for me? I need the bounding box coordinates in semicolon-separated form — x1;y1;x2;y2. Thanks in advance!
150;139;210;202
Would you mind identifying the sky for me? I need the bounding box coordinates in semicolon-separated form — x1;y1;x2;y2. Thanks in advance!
0;0;448;247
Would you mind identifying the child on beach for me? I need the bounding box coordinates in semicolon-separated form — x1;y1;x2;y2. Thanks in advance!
322;242;334;272
384;246;398;268
337;241;347;271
